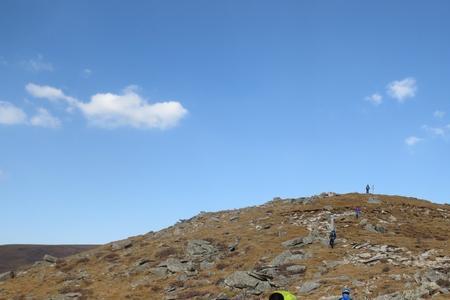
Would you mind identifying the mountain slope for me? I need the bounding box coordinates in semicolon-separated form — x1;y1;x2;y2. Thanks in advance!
1;193;449;299
0;245;97;273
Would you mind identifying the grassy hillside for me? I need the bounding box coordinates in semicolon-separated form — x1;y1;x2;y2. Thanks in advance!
1;193;449;299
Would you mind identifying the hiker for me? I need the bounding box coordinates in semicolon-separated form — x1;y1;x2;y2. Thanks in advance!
269;291;297;300
366;184;370;194
329;229;337;248
339;287;352;300
355;207;361;219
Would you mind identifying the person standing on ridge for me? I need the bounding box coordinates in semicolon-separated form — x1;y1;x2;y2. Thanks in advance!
366;184;370;194
329;229;337;248
339;287;352;300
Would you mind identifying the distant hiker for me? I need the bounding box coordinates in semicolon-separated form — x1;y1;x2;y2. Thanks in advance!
269;291;297;300
366;184;370;194
329;229;337;248
339;287;352;300
355;207;361;219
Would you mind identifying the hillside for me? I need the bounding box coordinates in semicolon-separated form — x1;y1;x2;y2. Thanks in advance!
0;245;97;273
1;193;450;299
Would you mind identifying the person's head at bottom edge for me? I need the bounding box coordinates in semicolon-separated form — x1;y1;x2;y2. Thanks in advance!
269;293;284;300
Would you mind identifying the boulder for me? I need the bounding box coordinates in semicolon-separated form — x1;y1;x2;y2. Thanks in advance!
271;250;307;266
111;239;132;251
224;271;260;289
298;280;321;293
186;240;218;257
43;254;58;263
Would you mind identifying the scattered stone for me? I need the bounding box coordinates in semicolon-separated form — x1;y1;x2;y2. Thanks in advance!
298;280;321;293
111;239;132;251
43;254;58;263
368;197;381;204
187;240;218;257
0;271;14;281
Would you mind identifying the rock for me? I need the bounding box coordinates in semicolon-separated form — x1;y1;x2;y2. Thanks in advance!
200;261;215;270
224;271;271;295
271;250;308;266
368;197;381;204
158;258;195;273
150;267;168;278
0;271;14;281
187;240;218;257
229;215;239;221
49;293;82;300
43;254;58;263
224;271;260;289
111;239;132;251
298;280;321;293
282;237;305;248
374;224;387;233
359;218;368;226
286;265;306;274
364;223;378;233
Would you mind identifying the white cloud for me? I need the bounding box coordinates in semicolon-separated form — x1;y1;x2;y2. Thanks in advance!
434;110;446;119
83;68;92;78
387;77;417;102
30;108;61;128
26;83;188;129
78;89;188;129
0;101;27;125
21;54;53;72
365;93;383;106
25;83;77;105
422;124;450;137
405;136;422;146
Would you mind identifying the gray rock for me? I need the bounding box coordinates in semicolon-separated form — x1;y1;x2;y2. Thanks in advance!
364;223;378;233
282;237;305;248
224;271;260;289
0;271;14;281
200;261;215;270
158;258;195;273
43;254;58;263
150;267;168;278
187;239;218;257
111;239;132;251
271;250;307;266
298;280;321;293
368;197;381;204
286;265;306;274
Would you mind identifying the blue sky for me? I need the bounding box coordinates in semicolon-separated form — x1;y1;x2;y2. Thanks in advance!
1;0;450;244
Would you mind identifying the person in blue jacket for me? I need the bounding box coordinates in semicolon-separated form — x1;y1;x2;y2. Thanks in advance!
339;287;352;300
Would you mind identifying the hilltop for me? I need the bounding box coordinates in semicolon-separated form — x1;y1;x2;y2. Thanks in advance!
1;193;450;299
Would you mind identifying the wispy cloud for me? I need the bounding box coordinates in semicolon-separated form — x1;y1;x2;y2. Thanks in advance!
405;136;423;146
422;124;450;138
0;101;60;128
25;83;188;129
365;93;383;106
25;83;77;105
21;54;53;72
30;108;61;128
387;77;417;102
83;68;92;78
0;101;27;125
434;110;446;119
